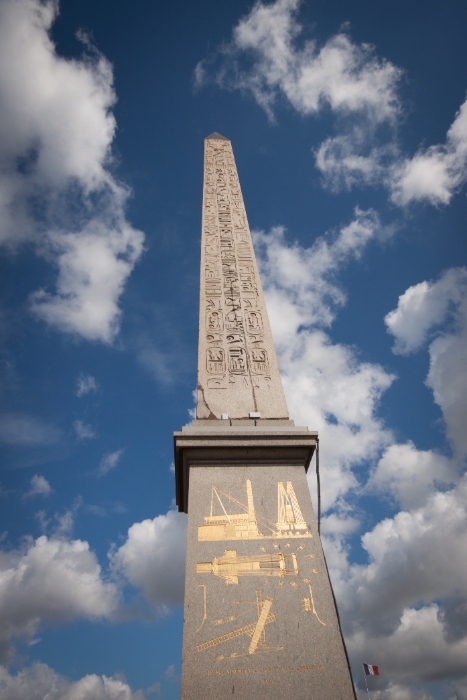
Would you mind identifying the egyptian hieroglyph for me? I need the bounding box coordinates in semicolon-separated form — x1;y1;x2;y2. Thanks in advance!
197;133;289;419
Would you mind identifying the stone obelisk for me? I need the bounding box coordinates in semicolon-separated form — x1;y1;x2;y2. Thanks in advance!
174;133;355;700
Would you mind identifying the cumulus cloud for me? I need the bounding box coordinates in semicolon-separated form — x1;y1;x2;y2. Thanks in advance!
0;413;61;446
251;218;467;691
76;374;99;397
97;449;124;477
0;534;118;661
385;267;467;457
367;442;455;510
196;0;401;124
0;663;144;700
23;474;52;499
111;509;187;609
253;212;394;509
73;420;96;441
385;267;467;355
0;0;144;342
336;475;467;684
391;96;467;206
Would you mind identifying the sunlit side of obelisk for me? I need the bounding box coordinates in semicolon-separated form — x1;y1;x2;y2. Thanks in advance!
173;133;356;700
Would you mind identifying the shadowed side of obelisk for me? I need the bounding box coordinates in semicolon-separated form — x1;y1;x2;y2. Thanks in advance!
173;134;356;700
197;134;289;420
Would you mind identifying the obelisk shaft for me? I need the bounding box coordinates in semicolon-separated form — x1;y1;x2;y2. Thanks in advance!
197;134;289;419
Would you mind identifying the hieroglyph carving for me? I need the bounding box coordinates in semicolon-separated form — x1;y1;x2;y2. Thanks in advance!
201;138;271;390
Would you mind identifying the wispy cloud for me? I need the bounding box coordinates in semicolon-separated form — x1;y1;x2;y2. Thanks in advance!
75;374;98;398
0;414;61;446
73;420;96;441
23;475;52;499
97;449;124;477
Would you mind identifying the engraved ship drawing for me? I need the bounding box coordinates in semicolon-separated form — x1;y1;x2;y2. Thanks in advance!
196;549;298;585
198;479;312;541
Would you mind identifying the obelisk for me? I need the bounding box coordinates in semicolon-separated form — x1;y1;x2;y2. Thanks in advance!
174;133;355;700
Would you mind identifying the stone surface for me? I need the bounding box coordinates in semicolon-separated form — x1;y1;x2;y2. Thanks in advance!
174;423;318;514
174;133;356;699
180;465;355;700
197;134;289;420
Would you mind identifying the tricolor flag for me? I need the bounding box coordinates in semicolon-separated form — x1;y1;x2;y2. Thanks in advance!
363;663;379;676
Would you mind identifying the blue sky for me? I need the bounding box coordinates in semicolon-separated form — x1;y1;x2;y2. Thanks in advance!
0;0;467;698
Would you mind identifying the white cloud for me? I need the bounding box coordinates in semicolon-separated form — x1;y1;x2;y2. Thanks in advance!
76;374;98;397
163;665;176;680
0;663;144;700
197;0;467;210
378;684;435;700
315;130;398;193
0;0;144;342
30;221;144;343
0;413;61;446
251;216;467;691
323;473;467;686
98;449;124;477
367;442;455;510
196;0;401;124
426;311;467;457
253;213;394;509
385;267;467;457
111;509;187;609
391;96;467;206
24;474;52;499
0;534;118;661
385;268;467;355
253;208;384;336
317;93;467;204
73;420;96;441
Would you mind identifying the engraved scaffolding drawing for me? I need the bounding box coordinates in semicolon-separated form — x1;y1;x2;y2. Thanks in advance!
198;479;312;541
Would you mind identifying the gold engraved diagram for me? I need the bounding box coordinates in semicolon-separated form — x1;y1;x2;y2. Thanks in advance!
196;549;298;585
197;590;284;658
302;584;326;626
276;481;308;534
198;479;312;541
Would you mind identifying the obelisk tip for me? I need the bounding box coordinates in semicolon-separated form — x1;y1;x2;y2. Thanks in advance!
205;132;229;141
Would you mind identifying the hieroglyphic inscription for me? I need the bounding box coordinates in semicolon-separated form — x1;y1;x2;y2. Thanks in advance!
201;137;272;393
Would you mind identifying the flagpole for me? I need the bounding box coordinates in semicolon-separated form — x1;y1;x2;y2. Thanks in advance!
362;664;371;700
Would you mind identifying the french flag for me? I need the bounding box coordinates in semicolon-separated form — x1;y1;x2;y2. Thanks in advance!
363;664;379;676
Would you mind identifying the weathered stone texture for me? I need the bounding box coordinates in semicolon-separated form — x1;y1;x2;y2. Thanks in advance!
197;134;289;420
